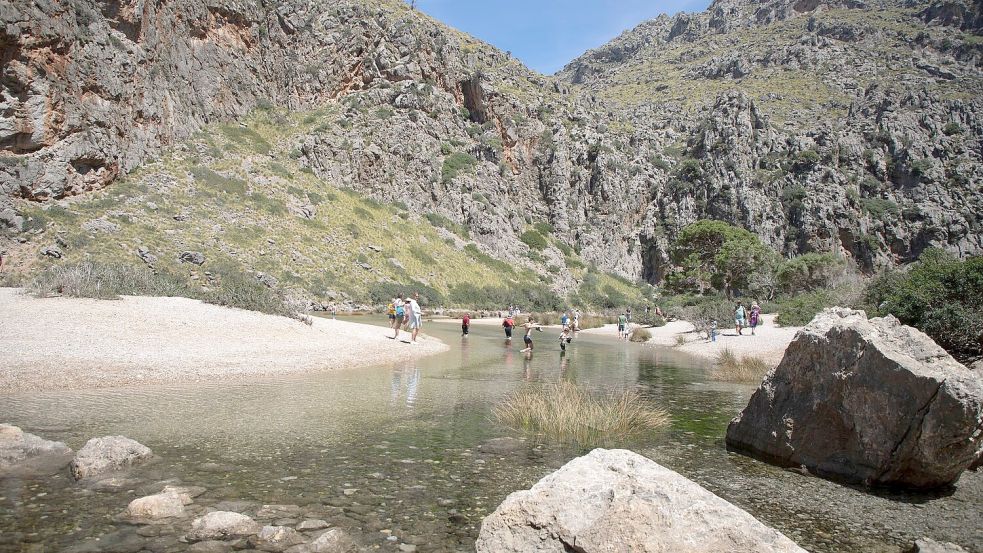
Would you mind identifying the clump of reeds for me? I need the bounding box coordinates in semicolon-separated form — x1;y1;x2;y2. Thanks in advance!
629;327;652;342
493;381;669;447
710;348;771;383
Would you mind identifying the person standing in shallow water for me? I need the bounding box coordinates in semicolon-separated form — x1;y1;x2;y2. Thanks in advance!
520;317;541;353
502;314;515;342
462;313;470;336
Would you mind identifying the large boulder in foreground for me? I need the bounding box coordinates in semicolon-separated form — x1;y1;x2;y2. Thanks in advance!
0;424;73;477
476;448;805;553
70;436;153;481
727;308;983;490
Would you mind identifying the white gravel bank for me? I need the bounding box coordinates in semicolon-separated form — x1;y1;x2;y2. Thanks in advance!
0;288;447;393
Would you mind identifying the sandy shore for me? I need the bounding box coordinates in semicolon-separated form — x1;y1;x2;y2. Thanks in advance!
0;288;448;393
580;314;801;366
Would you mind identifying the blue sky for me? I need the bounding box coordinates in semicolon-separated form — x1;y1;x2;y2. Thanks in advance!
411;0;711;74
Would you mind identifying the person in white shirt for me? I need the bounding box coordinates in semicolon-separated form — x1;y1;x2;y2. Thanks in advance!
405;292;424;344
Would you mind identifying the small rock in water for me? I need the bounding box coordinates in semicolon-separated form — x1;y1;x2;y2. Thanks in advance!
296;519;330;531
187;511;261;542
342;488;357;496
70;436;152;481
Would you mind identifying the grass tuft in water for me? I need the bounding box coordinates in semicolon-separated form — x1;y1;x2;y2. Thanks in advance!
493;381;669;447
629;327;652;342
710;348;770;383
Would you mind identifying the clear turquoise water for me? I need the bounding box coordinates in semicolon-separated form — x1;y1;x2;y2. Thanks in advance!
1;319;980;552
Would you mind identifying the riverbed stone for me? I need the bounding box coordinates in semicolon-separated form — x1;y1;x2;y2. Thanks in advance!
187;511;261;542
476;448;806;553
125;490;187;521
248;525;306;552
0;423;73;477
309;528;357;552
70;435;153;481
726;308;983;490
912;538;969;552
296;519;329;531
187;541;233;553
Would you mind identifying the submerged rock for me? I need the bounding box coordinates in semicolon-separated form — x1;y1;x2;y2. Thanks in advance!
476;448;805;553
726;308;983;490
70;435;153;481
309;528;357;552
911;538;970;552
0;423;73;477
124;485;202;522
187;511;261;542
249;525;305;552
125;490;186;521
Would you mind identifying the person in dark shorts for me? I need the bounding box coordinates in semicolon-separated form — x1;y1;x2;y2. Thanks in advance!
503;315;515;341
520;317;542;353
462;313;471;336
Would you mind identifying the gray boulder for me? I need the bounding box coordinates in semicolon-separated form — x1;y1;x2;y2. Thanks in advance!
911;538;969;552
249;525;306;552
187;511;261;542
727;308;983;490
179;251;206;265
70;436;153;481
124;490;186;521
475;448;805;553
0;423;73;477
308;528;357;552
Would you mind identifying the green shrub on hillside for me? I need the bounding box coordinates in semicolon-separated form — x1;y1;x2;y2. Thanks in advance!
191;167;247;195
368;281;444;307
866;249;982;362
777;253;847;295
533;221;554;236
425;212;470;238
441;152;478;184
520;230;548;251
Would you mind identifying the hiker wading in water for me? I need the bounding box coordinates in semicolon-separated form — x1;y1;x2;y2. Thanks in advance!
520;317;542;353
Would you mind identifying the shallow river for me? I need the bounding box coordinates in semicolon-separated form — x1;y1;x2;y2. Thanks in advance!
1;319;980;552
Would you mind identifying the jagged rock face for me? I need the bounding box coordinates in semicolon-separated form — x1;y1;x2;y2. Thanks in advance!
2;0;981;284
726;307;983;490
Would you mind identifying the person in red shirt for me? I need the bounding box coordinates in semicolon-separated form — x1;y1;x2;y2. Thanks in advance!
462;313;471;336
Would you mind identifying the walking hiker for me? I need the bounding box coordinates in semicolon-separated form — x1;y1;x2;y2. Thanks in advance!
393;295;406;340
734;302;746;336
462;313;471;336
710;319;718;342
749;302;762;335
503;315;515;341
520;317;542;353
560;312;569;329
618;312;628;341
405;292;423;344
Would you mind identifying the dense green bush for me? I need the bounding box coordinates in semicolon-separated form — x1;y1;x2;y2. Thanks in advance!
520;230;548;251
777;253;847;295
28;262;301;319
667;219;777;298
774;290;836;326
368;281;444;307
441;152;478;184
866;249;982;362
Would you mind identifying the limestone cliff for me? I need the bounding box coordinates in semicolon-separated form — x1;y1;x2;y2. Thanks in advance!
2;0;981;293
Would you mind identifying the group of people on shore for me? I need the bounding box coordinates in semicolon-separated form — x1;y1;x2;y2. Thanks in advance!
709;301;762;341
385;293;424;344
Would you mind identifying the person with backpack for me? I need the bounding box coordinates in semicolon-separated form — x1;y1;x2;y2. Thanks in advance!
503;315;515;341
462;313;471;336
393;295;406;340
734;302;747;336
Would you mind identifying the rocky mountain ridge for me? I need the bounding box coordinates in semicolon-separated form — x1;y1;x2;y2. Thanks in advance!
2;0;981;301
